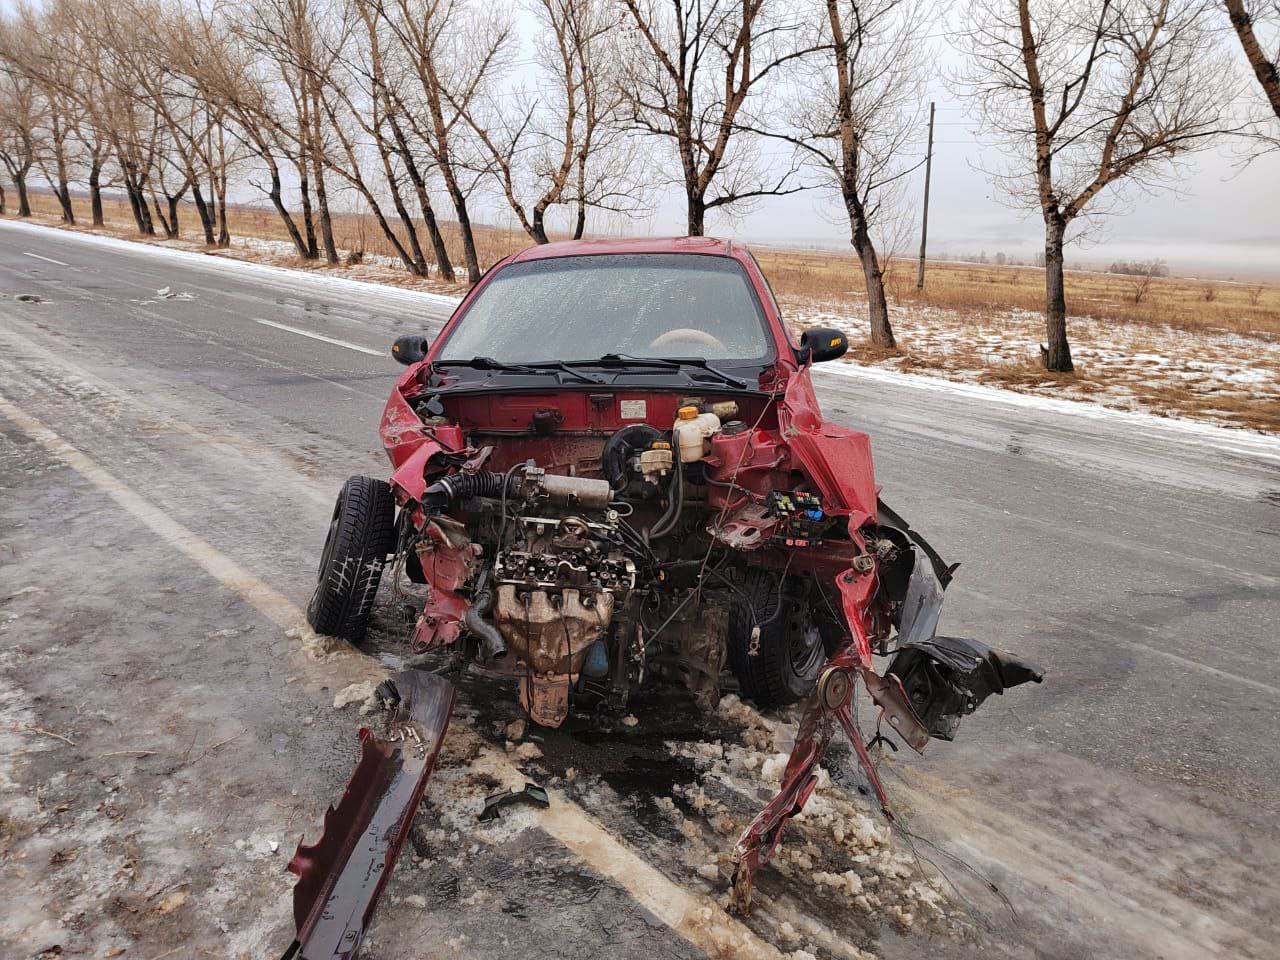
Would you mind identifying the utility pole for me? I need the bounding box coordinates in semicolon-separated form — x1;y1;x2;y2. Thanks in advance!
916;101;935;290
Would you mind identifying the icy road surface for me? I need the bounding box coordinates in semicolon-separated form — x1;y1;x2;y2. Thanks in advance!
1;219;1278;960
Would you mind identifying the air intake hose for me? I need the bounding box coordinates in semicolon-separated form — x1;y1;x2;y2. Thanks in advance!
423;471;519;509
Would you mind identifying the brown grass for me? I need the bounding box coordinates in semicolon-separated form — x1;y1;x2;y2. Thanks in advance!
751;247;1280;338
18;190;1279;340
9;190;1279;434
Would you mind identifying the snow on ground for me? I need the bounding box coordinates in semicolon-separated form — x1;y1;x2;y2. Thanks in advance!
5;216;1276;436
657;695;975;946
786;296;1280;434
0;217;463;310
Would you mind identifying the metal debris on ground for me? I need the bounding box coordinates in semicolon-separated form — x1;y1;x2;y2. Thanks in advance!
284;669;455;960
477;782;551;822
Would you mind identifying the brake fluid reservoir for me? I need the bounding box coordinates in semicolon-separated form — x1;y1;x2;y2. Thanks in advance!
674;405;721;463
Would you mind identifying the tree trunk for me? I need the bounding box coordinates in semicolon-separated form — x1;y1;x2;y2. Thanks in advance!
126;183;146;232
312;160;339;264
50;116;74;224
687;191;705;236
126;180;153;235
362;190;420;274
298;164;319;259
530;207;550;245
216;181;229;247
386;117;454;280
0;181;6;214
15;173;31;217
191;183;216;245
419;196;454;281
1042;217;1074;372
152;194;180;239
850;218;895;349
1225;0;1280;121
89;164;104;226
573;199;586;240
54;182;74;224
439;162;480;282
215;134;230;247
380;166;428;275
151;197;171;237
401;154;453;279
267;167;309;258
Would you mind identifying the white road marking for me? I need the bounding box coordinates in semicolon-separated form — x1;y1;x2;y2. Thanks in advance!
0;392;794;960
255;318;383;355
1121;639;1280;698
22;251;69;267
0;393;302;631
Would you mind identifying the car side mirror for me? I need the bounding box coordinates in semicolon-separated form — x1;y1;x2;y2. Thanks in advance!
392;334;430;365
798;327;848;364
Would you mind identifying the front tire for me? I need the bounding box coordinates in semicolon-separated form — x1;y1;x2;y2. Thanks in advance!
306;476;397;643
727;569;827;708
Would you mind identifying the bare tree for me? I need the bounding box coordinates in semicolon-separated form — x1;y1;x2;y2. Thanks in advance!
619;0;813;235
43;0;117;227
237;0;345;263
7;3;85;225
1117;259;1164;301
345;0;455;276
461;0;615;244
566;7;648;238
0;16;40;217
377;0;509;283
1224;0;1280;130
177;8;316;254
958;0;1237;371
779;0;927;347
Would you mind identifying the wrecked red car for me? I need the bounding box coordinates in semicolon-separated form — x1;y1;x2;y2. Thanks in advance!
289;237;1041;957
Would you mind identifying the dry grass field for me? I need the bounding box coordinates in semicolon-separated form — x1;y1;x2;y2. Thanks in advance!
9;190;1280;433
754;247;1280;338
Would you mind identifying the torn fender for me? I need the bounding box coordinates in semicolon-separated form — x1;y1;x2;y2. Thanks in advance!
285;670;455;960
776;369;878;528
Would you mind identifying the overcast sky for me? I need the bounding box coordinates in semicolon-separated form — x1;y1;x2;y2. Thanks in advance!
682;96;1280;278
476;3;1280;279
4;0;1276;277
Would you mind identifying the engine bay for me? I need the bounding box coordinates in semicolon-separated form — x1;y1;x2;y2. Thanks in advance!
396;387;850;728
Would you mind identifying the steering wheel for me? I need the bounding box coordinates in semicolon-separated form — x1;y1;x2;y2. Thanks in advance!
648;328;725;351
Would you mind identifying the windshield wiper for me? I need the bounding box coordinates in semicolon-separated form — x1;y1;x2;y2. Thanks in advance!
516;360;606;385
592;353;748;389
432;356;603;385
433;356;534;372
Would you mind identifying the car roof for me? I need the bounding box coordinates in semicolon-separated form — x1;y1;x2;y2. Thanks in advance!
507;236;743;263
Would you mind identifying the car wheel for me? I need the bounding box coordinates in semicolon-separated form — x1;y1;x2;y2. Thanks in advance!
726;569;826;708
306;476;397;643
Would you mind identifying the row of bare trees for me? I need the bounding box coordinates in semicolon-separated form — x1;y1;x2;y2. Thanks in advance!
2;0;1278;370
0;0;648;283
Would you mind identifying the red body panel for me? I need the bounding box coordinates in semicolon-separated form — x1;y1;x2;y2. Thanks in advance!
379;237;876;524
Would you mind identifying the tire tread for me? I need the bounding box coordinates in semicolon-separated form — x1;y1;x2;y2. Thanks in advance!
306;476;396;643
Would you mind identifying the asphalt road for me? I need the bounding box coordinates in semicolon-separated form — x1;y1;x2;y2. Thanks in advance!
1;218;1277;960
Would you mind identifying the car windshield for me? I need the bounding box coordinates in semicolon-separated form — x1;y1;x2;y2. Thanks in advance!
436;254;773;364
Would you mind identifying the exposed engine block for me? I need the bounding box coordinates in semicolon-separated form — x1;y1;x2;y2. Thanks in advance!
486;472;633;726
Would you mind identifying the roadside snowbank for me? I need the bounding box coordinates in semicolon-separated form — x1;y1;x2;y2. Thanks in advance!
6;217;1276;445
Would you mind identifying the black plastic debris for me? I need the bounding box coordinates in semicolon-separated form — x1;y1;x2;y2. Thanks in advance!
478;783;550;822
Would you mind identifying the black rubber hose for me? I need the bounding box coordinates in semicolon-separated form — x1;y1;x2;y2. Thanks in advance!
465;588;507;661
423;471;519;508
648;442;683;540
